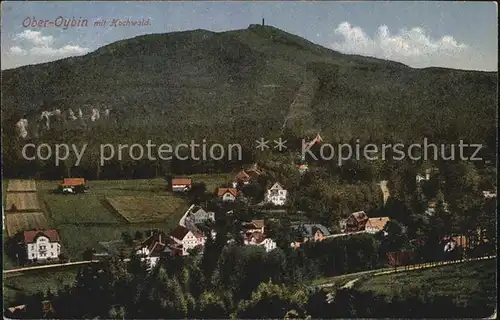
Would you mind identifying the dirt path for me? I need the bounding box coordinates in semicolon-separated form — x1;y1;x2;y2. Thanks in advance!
280;71;320;134
3;260;98;277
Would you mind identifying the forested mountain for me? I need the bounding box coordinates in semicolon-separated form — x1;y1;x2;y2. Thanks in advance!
1;24;497;178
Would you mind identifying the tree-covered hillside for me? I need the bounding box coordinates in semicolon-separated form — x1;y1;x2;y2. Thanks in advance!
1;24;497;178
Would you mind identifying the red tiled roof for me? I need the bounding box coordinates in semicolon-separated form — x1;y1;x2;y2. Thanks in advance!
217;188;238;197
169;225;204;241
23;229;60;243
366;217;390;230
141;231;168;252
61;178;85;186
172;178;192;185
235;170;251;181
351;211;368;222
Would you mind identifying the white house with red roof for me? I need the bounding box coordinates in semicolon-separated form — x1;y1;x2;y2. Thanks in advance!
23;230;61;262
217;188;239;202
171;178;192;192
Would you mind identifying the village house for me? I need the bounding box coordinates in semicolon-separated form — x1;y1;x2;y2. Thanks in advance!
298;164;309;174
415;173;430;183
243;232;277;252
291;223;331;247
60;178;86;194
245;163;263;179
265;182;288;206
171;178;192;192
136;230;176;269
185;205;215;225
233;164;263;186
217;188;239;202
23;229;61;262
340;211;369;232
169;225;205;256
243;219;265;234
234;170;252;185
301;133;323;161
365;217;390;234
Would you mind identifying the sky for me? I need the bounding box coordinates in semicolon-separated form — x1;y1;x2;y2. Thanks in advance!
1;1;498;71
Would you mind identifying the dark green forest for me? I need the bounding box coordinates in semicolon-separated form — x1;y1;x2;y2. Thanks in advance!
1;25;497;180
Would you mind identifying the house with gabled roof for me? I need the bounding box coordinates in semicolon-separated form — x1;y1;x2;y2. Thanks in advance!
243;232;277;252
169;225;205;256
291;223;331;245
217;188;239;202
340;211;369;232
171;178;192;192
23;229;61;262
234;170;252;185
136;230;176;269
61;178;85;188
243;219;265;234
59;178;87;194
365;217;390;234
185;205;215;225
265;182;287;206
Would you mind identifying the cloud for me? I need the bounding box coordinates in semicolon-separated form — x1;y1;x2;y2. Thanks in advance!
29;44;89;56
9;46;27;55
14;30;54;47
4;29;89;69
331;22;470;69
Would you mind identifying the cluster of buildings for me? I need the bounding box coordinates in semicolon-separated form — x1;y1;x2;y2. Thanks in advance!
137;164;397;269
171;163;289;207
137;165;287;268
136;217;277;269
290;211;391;248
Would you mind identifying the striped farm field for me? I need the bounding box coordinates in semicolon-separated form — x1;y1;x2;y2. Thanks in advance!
106;195;188;223
6;180;37;192
5;192;41;212
5;212;49;236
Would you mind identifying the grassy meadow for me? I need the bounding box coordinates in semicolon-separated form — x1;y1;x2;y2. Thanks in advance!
36;174;231;259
